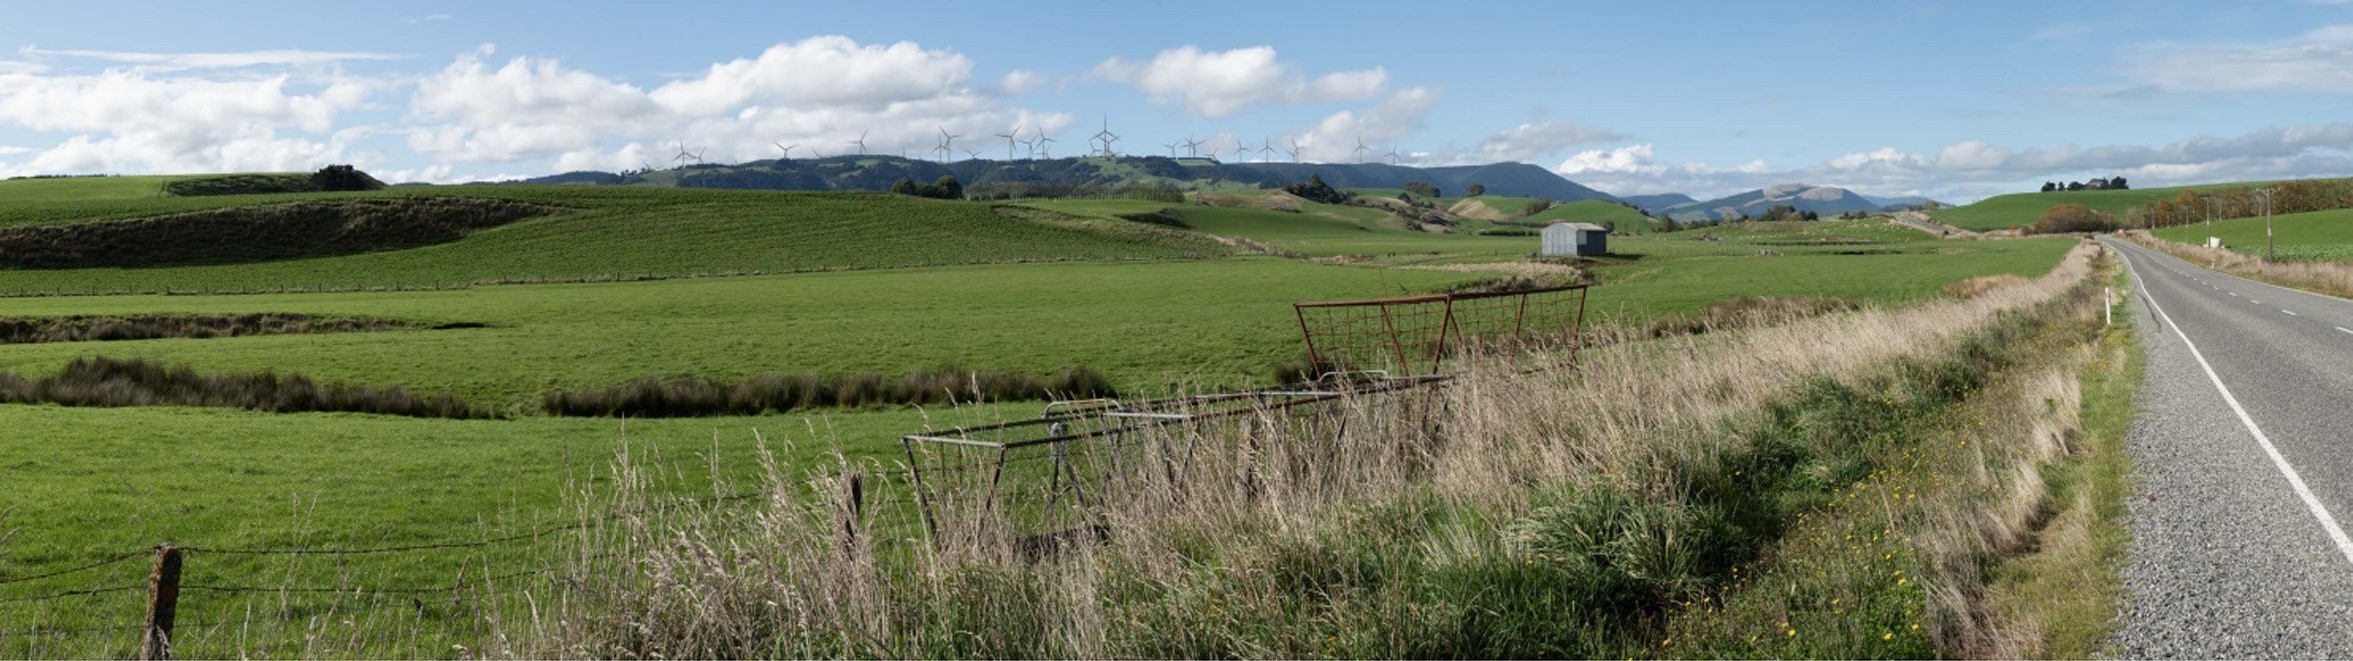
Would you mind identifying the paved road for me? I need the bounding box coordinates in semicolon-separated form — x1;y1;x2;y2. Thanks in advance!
2102;236;2353;657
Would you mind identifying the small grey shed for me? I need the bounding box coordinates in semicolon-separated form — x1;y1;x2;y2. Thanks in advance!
1541;222;1608;257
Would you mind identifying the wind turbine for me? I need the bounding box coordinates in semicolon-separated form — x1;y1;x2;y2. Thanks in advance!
995;123;1023;160
1035;126;1056;158
1385;146;1401;165
1286;138;1304;162
670;139;697;168
773;141;796;159
1352;136;1370;163
1091;115;1119;157
1259;138;1276;162
935;127;961;162
962;147;985;161
1181;136;1204;158
850;130;869;155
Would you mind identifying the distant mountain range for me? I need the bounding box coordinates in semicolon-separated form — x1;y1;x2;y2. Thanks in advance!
1664;183;1886;221
502;156;1617;203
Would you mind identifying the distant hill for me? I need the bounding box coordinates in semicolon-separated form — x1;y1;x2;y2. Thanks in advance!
1523;199;1657;233
1862;194;1941;211
1666;183;1883;221
1929;179;2302;232
1619;193;1696;214
508;156;1617;203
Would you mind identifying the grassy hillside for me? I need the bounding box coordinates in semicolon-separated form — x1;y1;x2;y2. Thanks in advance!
0;187;1226;295
1524;199;1655;230
2148;207;2353;262
1932;180;2289;231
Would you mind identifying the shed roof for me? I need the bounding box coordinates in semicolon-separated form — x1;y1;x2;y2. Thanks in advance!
1550;222;1608;232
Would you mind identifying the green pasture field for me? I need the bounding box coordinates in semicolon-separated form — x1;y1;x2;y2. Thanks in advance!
0;187;1224;295
0;174;192;201
0;259;1474;409
2149;207;2353;262
0;182;2077;656
1931;180;2291;232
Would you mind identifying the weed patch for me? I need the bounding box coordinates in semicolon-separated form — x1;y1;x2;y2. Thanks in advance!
541;366;1117;417
0;356;487;419
0;312;420;344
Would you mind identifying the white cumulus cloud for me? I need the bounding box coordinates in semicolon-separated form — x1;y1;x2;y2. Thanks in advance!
1090;46;1386;117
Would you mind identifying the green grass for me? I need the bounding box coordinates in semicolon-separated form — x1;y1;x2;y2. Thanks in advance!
0;260;1475;410
1525;199;1656;232
0;188;1225;295
1932;180;2292;231
0;174;188;201
2147;207;2353;262
0;181;2084;656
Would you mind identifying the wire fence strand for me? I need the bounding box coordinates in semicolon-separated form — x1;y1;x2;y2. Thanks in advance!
0;550;148;586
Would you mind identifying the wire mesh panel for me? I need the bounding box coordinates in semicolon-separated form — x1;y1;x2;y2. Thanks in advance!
1294;284;1589;377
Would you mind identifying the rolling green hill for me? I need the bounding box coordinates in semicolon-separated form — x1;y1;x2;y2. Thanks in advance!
0;187;1227;295
1932;180;2298;231
1523;199;1656;231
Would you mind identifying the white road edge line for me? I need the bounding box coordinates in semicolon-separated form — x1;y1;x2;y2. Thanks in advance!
2121;242;2353;567
2285;310;2299;316
2339;326;2353;335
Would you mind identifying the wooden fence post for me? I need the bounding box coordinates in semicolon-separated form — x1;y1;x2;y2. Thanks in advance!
836;470;866;555
139;544;182;661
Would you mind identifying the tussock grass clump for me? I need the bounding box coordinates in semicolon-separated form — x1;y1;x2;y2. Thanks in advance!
0;197;561;269
541;366;1117;417
0;356;487;419
0;312;416;344
510;243;2110;658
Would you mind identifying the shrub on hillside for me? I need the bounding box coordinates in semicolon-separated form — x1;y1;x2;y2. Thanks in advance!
1281;174;1354;205
2028;203;2117;234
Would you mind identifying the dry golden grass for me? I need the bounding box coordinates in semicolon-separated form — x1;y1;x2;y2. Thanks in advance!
2123;229;2353;298
1944;274;2027;299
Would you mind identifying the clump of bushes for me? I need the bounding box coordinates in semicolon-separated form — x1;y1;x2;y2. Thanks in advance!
0;357;486;419
542;366;1117;417
0;313;414;344
2028;203;2117;234
1281;174;1354;204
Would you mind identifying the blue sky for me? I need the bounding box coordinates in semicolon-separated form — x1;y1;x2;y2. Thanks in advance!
2;0;2350;201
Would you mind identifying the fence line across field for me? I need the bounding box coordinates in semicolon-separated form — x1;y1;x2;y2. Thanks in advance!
902;283;1593;549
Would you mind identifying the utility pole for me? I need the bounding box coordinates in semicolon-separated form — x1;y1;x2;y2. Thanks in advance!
2259;187;2279;261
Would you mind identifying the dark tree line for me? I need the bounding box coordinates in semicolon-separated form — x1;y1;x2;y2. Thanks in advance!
2040;176;2128;192
890;175;964;199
